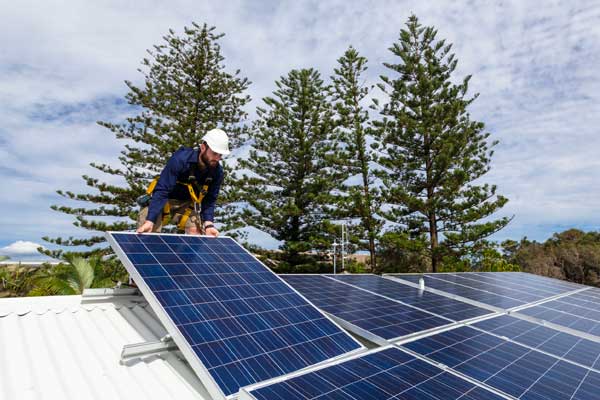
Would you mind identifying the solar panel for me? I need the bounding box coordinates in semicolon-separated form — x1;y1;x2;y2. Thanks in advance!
107;233;363;399
517;288;600;338
388;272;581;310
402;325;600;399
331;274;492;322
389;274;527;309
471;272;581;293
473;314;600;370
281;274;452;343
241;346;506;400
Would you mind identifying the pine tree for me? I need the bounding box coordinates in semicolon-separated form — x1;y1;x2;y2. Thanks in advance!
238;68;340;267
42;23;250;259
330;46;382;271
373;15;510;272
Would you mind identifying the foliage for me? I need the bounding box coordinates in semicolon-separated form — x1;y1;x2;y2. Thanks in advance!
0;266;38;297
27;255;128;296
251;249;332;274
376;230;431;274
43;23;251;258
438;244;520;272
505;229;600;286
0;255;9;262
1;255;128;297
237;68;341;265
342;259;369;274
330;46;382;271
372;15;509;272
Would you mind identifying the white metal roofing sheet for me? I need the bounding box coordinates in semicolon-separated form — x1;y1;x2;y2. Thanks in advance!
0;294;210;400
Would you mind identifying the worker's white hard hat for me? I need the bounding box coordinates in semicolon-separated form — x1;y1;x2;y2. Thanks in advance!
201;128;230;155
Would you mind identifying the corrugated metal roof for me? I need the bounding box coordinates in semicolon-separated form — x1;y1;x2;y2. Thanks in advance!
0;292;211;400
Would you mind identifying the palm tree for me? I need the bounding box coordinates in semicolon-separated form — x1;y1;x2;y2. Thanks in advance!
28;255;122;296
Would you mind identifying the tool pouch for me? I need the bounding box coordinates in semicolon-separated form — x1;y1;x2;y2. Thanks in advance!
136;193;152;207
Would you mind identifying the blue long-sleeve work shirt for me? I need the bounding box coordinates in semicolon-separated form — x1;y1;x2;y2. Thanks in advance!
146;147;224;224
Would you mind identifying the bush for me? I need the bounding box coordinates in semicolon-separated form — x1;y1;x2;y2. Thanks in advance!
376;231;430;274
342;259;369;274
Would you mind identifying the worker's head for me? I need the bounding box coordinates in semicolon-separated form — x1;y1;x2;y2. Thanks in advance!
200;128;230;168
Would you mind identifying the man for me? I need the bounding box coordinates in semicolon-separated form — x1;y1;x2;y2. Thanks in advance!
136;128;230;237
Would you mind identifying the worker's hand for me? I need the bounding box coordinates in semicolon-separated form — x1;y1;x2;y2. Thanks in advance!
203;222;219;237
205;227;219;237
137;220;154;233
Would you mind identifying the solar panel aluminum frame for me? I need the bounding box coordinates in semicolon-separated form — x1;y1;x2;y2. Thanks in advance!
238;345;398;400
508;286;591;313
383;274;508;313
280;274;390;346
510;289;600;343
398;325;600;400
391;311;504;347
238;344;512;400
393;344;516;400
465;315;600;374
385;273;587;313
284;274;462;346
325;274;496;327
509;309;600;344
446;273;589;312
320;309;397;347
106;232;366;400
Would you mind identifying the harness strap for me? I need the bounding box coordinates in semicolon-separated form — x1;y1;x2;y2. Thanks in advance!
177;208;193;231
176;183;209;231
146;177;159;195
144;166;212;231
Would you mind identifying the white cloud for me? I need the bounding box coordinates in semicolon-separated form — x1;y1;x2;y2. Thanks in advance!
0;240;45;256
1;0;600;249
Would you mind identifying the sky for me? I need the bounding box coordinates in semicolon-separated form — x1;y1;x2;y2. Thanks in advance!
0;0;599;260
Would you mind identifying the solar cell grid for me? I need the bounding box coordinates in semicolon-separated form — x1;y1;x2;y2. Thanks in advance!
417;274;548;303
331;274;492;322
517;290;600;338
471;272;581;293
391;272;584;311
473;315;600;370
108;233;362;399
281;275;452;342
402;325;600;399
244;347;506;400
391;274;526;309
449;274;551;297
579;287;600;300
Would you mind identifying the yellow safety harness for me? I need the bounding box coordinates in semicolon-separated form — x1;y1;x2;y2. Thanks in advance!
145;173;211;231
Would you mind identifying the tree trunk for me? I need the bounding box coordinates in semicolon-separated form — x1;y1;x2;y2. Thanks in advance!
368;235;376;272
429;212;439;272
361;169;377;271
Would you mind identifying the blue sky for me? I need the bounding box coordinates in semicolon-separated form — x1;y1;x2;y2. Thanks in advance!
1;0;599;259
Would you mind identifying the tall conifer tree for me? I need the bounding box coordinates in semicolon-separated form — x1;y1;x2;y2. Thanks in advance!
43;23;250;258
330;46;382;270
374;15;509;272
238;68;340;266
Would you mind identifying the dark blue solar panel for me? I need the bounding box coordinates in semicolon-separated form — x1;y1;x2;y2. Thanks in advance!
473;315;600;370
517;289;600;338
470;272;581;293
331;274;492;322
390;272;580;309
246;347;505;400
403;326;600;399
281;275;452;341
108;233;362;398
